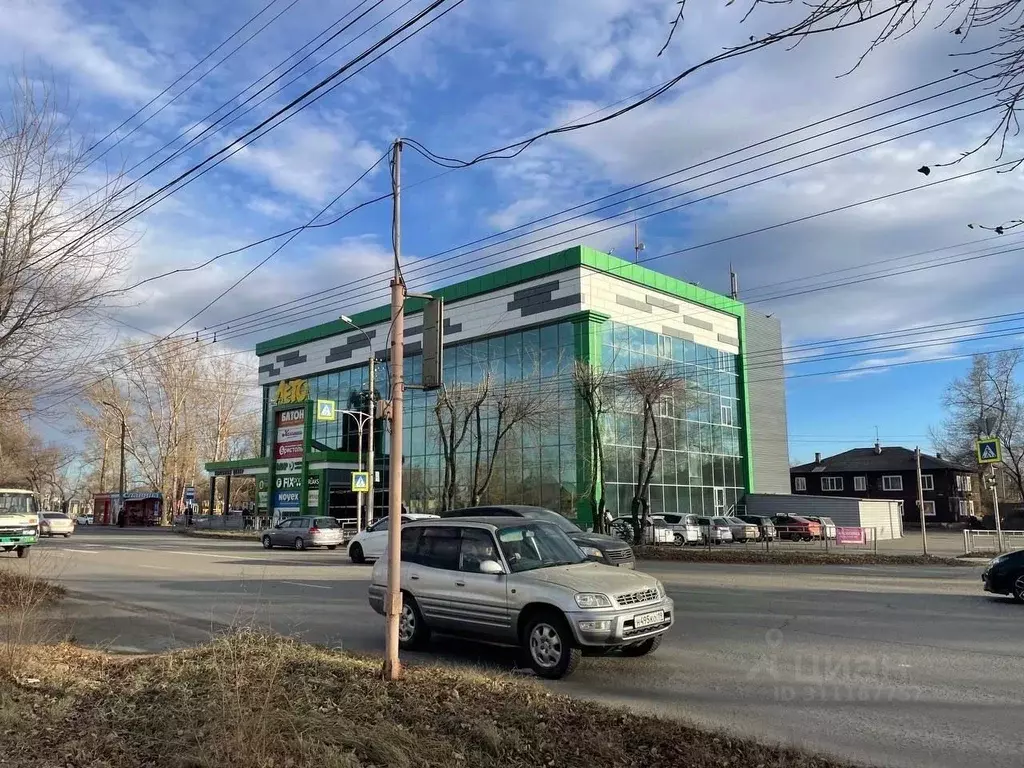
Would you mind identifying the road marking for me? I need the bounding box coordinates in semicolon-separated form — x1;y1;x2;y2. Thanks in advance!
137;564;174;571
280;581;331;590
62;548;99;554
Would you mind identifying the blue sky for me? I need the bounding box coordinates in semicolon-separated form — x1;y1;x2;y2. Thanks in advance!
4;0;1023;461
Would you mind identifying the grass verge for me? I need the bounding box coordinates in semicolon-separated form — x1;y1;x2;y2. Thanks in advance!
1;631;864;768
635;545;978;566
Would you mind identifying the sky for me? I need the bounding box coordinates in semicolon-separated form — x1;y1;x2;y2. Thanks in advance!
4;0;1023;463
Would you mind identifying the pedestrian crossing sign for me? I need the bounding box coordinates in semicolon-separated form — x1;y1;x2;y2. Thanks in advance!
316;399;336;421
977;437;1002;464
351;471;370;492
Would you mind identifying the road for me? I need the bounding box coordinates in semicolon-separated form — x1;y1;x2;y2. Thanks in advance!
5;527;1021;768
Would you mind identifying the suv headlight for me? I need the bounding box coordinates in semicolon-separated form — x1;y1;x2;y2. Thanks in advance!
578;545;603;560
655;580;666;598
575;593;612;609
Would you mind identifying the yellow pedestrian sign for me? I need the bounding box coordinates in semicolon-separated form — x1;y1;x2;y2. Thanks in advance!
351;471;370;492
977;437;1002;464
316;399;336;421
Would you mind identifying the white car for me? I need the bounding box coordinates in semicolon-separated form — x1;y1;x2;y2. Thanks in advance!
76;514;93;526
348;513;438;563
39;512;76;537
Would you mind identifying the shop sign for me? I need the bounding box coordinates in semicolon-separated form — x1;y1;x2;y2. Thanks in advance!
275;475;303;491
275;442;303;460
276;379;309;405
273;490;300;507
276;425;303;443
276;407;305;427
275;460;301;474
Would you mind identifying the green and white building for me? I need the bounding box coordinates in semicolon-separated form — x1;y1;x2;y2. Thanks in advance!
206;245;790;526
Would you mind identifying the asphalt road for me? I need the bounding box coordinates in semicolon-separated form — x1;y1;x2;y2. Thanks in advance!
5;527;1021;768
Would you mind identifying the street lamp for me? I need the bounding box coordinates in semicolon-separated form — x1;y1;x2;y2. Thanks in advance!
339;315;377;526
101;401;127;528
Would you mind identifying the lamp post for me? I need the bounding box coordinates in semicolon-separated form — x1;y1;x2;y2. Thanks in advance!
102;401;127;528
339;315;376;526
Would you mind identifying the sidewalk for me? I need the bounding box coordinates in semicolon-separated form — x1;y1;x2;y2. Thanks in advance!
875;530;965;556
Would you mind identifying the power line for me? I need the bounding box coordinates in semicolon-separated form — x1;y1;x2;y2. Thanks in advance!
27;0;465;276
194;71;992;340
83;0;287;157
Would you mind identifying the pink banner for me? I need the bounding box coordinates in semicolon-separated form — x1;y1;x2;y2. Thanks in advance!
836;527;865;544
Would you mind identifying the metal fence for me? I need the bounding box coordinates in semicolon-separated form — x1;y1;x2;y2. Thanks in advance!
724;525;879;553
172;514;273;531
963;529;1024;555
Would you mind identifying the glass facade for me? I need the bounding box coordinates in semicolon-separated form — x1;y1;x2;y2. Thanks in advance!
404;321;578;516
261;317;747;522
599;321;745;517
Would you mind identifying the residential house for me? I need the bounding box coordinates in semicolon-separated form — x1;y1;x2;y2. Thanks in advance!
790;444;975;525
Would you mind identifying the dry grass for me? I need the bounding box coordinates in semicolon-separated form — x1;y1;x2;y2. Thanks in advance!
0;561;67;680
0;631;871;768
635;546;977;566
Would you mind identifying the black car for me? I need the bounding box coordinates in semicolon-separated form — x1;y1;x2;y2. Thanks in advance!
737;515;776;542
982;549;1024;602
439;505;635;568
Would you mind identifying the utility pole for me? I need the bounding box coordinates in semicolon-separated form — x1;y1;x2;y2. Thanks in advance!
915;446;928;556
729;265;739;300
340;314;377;528
103;401;127;528
633;220;644;263
990;466;1004;553
383;139;405;681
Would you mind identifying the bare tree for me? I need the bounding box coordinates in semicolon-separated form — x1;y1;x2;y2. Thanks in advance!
620;365;692;544
0;76;130;416
572;361;615;534
434;380;489;510
933;351;1024;503
471;380;548;506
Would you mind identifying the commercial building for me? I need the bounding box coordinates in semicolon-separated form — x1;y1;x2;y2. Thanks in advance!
789;444;975;525
206;245;790;527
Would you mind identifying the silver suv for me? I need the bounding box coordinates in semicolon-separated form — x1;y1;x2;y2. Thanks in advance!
368;517;674;679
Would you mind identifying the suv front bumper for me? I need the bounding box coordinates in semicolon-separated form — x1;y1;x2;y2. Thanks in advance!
566;596;674;647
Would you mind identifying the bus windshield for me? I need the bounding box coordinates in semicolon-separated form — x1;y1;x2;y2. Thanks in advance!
0;492;36;516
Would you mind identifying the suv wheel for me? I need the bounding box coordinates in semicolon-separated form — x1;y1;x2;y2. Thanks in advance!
398;595;430;650
349;543;365;564
523;612;581;680
1013;575;1024;603
620;633;664;657
262;535;273;549
15;546;28;559
294;537;306;551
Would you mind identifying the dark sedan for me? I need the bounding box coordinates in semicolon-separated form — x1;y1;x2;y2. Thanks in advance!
982;549;1024;602
439;505;635;568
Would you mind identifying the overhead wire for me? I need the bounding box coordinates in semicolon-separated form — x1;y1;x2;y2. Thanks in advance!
192;70;995;340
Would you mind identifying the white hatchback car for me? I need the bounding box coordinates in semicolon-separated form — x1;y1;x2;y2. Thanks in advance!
348;513;438;563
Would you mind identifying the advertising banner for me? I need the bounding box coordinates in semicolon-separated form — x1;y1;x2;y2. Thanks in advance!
307;474;320;509
836;527;865;544
273;490;300;507
276;407;305;427
275;442;303;460
276;425;303;443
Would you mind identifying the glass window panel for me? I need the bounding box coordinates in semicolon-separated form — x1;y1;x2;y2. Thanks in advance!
650;485;664;515
488;335;505;361
644;330;658;357
701;457;714;485
723;457;736;487
558;322;574;348
539;324;559;350
690;487;704;516
713;457;725;486
662;486;678;515
676;488;690;516
629;326;644;355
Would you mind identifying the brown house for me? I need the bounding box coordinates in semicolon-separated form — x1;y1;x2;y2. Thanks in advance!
789;444;975;525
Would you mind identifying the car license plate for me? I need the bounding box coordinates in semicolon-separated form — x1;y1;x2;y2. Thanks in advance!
634;610;664;629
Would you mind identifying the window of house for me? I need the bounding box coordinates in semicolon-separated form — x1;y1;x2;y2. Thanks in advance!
882;475;903;491
821;476;843;492
956;474;973;493
921;474;934;491
794;477;807;492
854;476;867;492
921;500;936;517
721;404;734;426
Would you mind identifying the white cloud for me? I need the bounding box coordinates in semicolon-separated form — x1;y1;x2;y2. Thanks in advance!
0;0;156;102
232;115;382;203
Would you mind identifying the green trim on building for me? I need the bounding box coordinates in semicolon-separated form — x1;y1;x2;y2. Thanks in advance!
256;245;743;356
304;450;362;464
204;457;271;474
570;311;611;526
736;314;755;493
